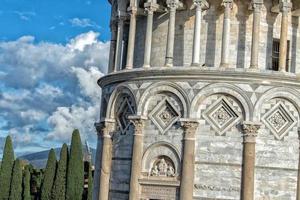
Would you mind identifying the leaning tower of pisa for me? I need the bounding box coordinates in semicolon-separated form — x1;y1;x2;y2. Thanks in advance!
93;0;300;199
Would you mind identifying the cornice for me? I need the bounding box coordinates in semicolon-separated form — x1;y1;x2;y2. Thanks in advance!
98;67;300;89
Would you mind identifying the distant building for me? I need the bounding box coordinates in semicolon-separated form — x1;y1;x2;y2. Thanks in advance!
94;0;300;199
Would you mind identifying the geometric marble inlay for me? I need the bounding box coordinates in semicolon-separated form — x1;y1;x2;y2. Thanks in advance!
116;97;135;135
149;97;180;134
262;102;296;140
203;97;242;136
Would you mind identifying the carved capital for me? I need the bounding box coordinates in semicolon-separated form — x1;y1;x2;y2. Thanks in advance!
279;1;292;13
95;120;115;138
222;0;233;9
193;0;209;10
249;0;263;11
128;6;138;15
144;2;159;14
129;116;147;136
166;0;180;10
242;121;261;143
181;119;199;140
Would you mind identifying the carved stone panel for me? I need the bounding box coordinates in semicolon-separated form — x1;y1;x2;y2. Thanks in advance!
203;97;242;136
141;185;178;200
262;102;297;140
149;97;181;134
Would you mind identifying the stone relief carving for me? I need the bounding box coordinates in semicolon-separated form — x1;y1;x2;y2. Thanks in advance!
116;95;135;135
203;97;242;135
150;157;176;177
262;102;296;140
149;97;181;134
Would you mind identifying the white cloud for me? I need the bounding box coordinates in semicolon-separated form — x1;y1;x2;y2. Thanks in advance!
69;18;100;29
0;31;109;154
13;11;36;21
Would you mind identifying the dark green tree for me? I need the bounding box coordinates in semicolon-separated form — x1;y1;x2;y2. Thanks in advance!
0;136;15;199
66;130;84;200
51;143;68;200
87;163;93;200
41;149;57;200
9;159;22;200
22;167;31;200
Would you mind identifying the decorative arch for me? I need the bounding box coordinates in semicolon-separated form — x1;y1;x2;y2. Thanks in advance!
137;81;190;118
142;141;181;177
253;87;300;124
106;84;137;134
190;83;253;121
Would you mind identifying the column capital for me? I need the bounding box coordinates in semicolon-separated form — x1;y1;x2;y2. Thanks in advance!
279;1;292;13
166;0;180;10
95;119;115;138
128;6;138;15
129;115;147;135
249;0;263;11
193;0;209;10
144;2;159;14
222;0;233;8
180;119;199;140
242;121;261;143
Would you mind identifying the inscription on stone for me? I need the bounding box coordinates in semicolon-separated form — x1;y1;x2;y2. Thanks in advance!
141;185;178;199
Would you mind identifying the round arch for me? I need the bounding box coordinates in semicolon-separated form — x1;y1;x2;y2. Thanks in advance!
137;81;190;117
190;83;253;121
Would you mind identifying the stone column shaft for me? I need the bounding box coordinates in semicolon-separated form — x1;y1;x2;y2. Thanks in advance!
220;0;233;68
165;0;179;67
94;121;115;200
115;17;125;71
297;128;300;200
242;122;261;200
143;2;158;68
108;22;117;73
250;1;263;69
126;7;137;70
192;1;203;66
180;119;199;200
128;116;146;200
278;1;292;72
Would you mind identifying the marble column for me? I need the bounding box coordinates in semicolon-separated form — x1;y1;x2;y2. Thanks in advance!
108;21;117;73
115;15;125;71
143;1;158;68
220;0;233;68
165;0;179;67
242;121;261;200
278;1;292;72
180;119;199;200
192;0;208;66
249;0;263;70
128;116;146;200
126;6;137;70
297;128;300;200
94;120;115;200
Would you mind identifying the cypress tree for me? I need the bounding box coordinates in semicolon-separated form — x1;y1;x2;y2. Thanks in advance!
41;149;57;200
51;143;68;200
87;163;93;200
23;167;31;200
9;159;22;200
0;136;15;199
66;130;84;200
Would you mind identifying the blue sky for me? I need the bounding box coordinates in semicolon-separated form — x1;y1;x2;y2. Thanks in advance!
0;0;112;156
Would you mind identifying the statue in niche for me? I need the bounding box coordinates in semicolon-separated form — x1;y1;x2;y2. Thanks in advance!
150;157;176;177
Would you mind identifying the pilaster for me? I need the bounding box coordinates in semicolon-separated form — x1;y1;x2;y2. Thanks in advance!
242;121;261;200
179;119;199;200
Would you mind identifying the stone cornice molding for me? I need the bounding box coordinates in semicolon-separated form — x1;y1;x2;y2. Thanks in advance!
242;121;261;143
98;68;300;89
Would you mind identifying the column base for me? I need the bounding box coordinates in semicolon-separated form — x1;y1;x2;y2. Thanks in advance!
220;63;230;68
191;63;201;67
143;64;151;68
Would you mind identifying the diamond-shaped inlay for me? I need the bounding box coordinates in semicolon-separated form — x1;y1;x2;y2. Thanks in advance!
149;97;181;134
203;97;242;135
116;97;135;135
262;102;296;140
